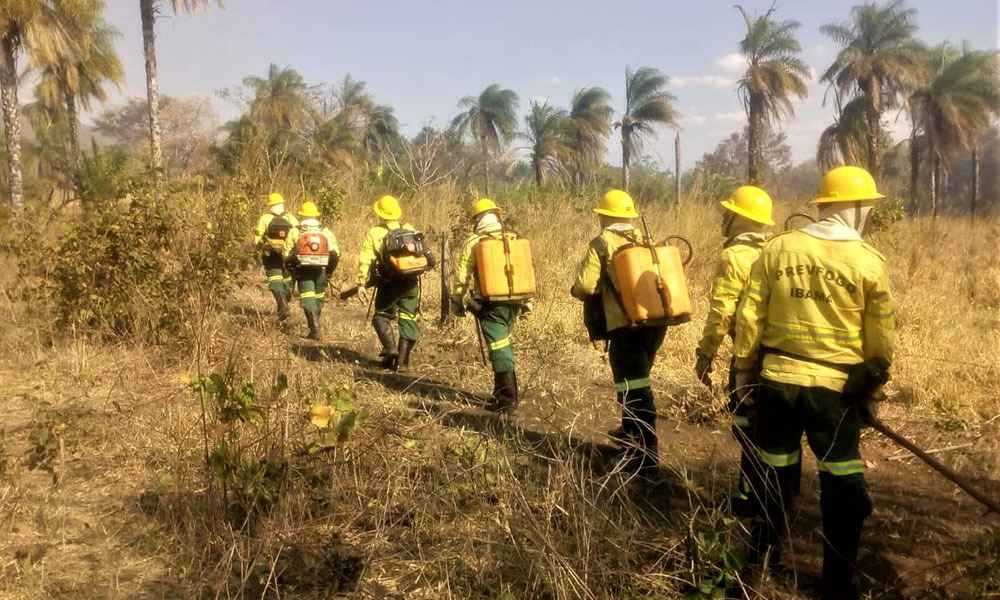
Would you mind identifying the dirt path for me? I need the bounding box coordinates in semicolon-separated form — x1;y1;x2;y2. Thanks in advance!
1;286;997;599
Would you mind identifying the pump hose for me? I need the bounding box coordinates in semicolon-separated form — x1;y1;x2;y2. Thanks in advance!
784;212;817;230
664;236;694;267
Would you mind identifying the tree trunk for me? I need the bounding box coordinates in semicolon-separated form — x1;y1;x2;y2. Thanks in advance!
866;78;882;182
533;156;543;187
970;147;979;220
674;131;681;206
65;87;84;201
141;0;164;191
747;100;762;185
621;125;631;192
479;136;490;195
0;39;24;210
930;153;940;219
908;128;920;216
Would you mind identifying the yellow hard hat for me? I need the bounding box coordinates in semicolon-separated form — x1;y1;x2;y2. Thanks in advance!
373;195;402;220
594;189;639;219
298;201;321;218
471;198;500;217
814;166;885;204
267;192;285;207
721;185;776;226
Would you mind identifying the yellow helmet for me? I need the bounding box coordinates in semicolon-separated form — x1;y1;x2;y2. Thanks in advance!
267;192;285;207
373;195;402;220
471;197;500;217
814;166;885;204
298;201;321;218
721;185;775;226
594;189;639;219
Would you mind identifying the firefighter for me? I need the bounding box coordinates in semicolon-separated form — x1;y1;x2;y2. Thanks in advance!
571;189;667;480
694;185;787;517
356;195;434;371
253;192;298;322
451;198;529;412
732;166;895;599
283;201;340;341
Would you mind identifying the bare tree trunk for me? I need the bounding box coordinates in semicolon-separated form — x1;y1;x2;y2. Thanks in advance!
0;39;24;210
141;0;164;192
533;157;543;187
621;126;631;192
65;87;84;201
479;136;490;195
930;153;940;219
970;147;979;220
674;131;681;206
865;77;882;182
747;100;762;185
908;128;920;216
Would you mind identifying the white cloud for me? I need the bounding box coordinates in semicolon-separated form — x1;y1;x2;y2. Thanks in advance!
681;112;746;125
547;76;562;85
672;75;735;89
715;53;747;72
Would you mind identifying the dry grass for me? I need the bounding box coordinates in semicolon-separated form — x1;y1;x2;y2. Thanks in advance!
0;189;997;599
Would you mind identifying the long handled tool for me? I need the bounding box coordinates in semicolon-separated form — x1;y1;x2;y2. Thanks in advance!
473;316;489;366
868;411;999;514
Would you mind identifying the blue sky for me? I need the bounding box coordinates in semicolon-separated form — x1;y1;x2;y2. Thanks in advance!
95;0;999;169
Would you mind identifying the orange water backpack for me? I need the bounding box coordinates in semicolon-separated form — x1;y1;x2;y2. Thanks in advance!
296;231;330;267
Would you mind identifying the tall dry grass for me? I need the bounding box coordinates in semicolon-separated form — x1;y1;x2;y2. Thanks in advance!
0;186;997;598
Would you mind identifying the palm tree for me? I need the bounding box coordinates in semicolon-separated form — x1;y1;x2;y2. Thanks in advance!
451;83;519;194
360;103;400;173
243;63;315;132
735;5;810;185
615;67;679;192
910;44;1000;216
563;87;612;189
1;0;74;209
523;100;566;187
36;1;123;182
820;0;923;181
817;90;868;170
140;0;221;187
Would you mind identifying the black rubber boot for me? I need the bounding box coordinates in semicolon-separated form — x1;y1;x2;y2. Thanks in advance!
272;291;290;322
396;338;415;372
489;371;518;412
373;316;397;368
305;310;320;341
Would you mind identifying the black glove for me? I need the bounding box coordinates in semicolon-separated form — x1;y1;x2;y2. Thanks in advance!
325;252;340;276
466;297;484;314
843;358;890;425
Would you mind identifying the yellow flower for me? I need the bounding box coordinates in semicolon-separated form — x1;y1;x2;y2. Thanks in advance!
309;405;332;429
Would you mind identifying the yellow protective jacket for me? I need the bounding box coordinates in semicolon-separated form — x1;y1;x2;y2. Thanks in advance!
571;224;645;333
283;220;340;262
733;228;896;392
254;211;299;252
355;221;414;287
696;232;769;360
451;222;504;303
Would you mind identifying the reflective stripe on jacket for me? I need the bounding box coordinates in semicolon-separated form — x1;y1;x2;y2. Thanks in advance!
451;223;504;302
696;232;768;359
355;221;413;287
733;229;896;391
254;212;299;247
571;225;644;333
